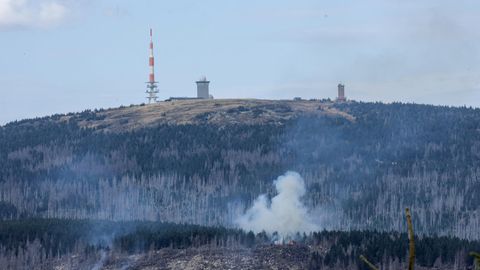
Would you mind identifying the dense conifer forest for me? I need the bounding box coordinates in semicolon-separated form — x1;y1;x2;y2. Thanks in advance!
0;100;479;240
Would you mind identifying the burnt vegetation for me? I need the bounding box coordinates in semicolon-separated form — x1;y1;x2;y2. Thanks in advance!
0;219;479;269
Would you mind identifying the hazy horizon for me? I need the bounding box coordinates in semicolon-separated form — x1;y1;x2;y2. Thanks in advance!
1;0;479;124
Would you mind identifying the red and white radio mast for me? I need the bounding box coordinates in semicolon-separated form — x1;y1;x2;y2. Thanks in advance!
146;28;159;103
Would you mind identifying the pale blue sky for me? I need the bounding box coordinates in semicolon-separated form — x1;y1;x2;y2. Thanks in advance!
1;0;479;124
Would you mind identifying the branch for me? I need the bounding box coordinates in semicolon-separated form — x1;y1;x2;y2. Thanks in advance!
406;208;415;270
471;252;480;270
472;252;480;259
359;255;380;270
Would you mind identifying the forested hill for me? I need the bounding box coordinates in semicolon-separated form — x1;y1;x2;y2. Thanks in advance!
0;99;479;240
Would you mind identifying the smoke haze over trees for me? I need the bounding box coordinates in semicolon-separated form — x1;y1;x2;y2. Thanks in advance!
0;100;479;240
0;219;479;269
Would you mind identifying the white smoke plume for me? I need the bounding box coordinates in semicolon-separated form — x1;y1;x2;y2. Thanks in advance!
236;171;318;240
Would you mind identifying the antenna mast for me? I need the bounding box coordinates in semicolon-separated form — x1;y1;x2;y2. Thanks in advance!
146;28;159;103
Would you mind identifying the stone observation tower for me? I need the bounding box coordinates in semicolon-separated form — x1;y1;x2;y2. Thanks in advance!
337;83;346;102
196;76;211;99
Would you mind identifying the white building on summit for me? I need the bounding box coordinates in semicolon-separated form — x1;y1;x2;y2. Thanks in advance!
196;76;213;99
166;77;214;101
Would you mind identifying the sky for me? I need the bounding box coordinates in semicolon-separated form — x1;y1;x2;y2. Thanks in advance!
0;0;479;124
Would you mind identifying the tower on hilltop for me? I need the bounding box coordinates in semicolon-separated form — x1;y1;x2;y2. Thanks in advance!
337;83;346;102
196;76;211;99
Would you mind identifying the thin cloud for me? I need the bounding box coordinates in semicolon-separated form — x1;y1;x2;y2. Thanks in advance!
103;5;130;18
252;8;329;20
0;0;68;29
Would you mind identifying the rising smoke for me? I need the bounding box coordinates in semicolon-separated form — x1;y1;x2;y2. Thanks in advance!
91;249;108;270
236;171;318;240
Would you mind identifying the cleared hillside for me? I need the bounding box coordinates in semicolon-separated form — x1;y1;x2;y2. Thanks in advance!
68;99;354;131
1;219;478;270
